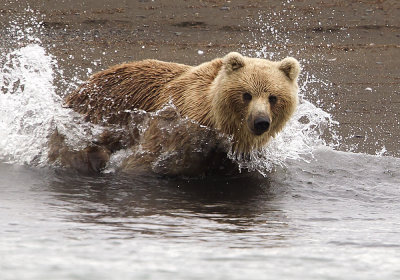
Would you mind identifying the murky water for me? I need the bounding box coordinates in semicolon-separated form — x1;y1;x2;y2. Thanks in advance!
1;5;400;280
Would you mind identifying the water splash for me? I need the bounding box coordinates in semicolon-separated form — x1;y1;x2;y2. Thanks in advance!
0;6;339;176
0;44;58;165
0;44;103;166
0;42;337;176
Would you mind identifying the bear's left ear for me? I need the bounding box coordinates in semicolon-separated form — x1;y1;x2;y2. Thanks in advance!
279;57;300;81
223;52;245;73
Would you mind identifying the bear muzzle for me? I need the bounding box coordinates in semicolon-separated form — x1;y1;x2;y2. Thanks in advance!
248;115;271;136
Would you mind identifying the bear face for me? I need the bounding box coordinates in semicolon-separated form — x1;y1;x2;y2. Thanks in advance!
210;52;300;154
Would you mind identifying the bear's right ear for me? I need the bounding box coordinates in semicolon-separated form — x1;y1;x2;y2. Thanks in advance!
223;52;245;73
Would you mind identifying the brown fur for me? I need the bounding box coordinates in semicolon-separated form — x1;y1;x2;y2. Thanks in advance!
53;52;300;174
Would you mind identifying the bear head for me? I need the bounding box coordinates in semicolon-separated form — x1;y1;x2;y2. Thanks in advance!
211;52;300;154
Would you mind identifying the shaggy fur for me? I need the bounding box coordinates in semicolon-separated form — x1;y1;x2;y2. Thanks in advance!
65;52;300;155
51;52;300;174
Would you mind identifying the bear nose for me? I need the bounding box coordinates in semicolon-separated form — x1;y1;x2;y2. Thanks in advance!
253;117;270;135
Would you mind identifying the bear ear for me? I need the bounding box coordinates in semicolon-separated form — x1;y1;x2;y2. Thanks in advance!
223;52;245;73
279;57;300;81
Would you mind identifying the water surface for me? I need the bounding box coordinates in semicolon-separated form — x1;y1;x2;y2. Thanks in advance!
1;149;400;279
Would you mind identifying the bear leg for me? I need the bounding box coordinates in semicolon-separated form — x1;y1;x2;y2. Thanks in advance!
48;129;111;173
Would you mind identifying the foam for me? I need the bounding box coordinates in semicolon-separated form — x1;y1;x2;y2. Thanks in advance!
0;44;103;166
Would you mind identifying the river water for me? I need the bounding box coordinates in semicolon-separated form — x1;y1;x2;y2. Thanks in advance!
1;148;400;279
1;10;400;280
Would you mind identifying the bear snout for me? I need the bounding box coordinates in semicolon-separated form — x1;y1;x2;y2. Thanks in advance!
249;115;271;136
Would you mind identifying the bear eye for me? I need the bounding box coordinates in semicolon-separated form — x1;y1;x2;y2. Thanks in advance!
269;95;277;105
243;92;252;102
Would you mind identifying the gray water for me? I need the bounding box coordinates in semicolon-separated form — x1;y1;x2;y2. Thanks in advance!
1;148;400;279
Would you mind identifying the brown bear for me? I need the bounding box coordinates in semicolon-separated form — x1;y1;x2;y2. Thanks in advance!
49;52;300;175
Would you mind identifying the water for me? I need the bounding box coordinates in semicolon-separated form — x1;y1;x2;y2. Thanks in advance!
1;150;400;279
1;6;400;280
